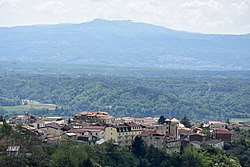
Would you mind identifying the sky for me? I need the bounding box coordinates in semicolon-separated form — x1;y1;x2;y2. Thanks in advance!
0;0;250;34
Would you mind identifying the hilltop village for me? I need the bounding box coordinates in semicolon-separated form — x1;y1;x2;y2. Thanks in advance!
2;111;248;156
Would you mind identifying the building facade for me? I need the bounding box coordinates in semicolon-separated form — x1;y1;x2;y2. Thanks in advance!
104;123;142;147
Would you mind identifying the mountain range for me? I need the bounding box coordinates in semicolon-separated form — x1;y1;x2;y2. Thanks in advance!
0;19;250;70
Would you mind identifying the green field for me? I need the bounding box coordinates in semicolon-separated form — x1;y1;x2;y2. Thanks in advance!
230;118;250;123
2;103;57;114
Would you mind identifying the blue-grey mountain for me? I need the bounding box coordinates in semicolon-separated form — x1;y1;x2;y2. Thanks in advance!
0;19;249;70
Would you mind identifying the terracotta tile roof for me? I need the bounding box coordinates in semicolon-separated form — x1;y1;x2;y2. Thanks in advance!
47;124;62;130
165;136;176;140
113;125;129;128
189;133;207;137
140;130;165;137
140;130;154;137
213;128;231;134
213;128;229;131
125;123;141;127
82;126;105;130
67;129;88;133
179;127;191;132
47;134;61;138
47;137;60;141
209;121;227;125
214;130;231;135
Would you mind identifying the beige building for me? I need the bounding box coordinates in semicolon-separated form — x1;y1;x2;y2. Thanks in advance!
74;111;114;124
104;123;142;147
165;136;181;154
141;130;165;150
143;120;179;139
140;130;181;154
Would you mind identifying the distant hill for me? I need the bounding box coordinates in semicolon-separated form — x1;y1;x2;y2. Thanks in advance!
0;19;250;70
1;74;249;120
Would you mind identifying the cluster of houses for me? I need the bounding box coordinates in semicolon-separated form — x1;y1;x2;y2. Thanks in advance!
5;112;249;156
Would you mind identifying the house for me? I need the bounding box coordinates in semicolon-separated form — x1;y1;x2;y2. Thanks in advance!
140;130;181;154
77;134;98;145
67;128;104;140
33;119;46;129
165;136;181;154
67;129;88;136
72;124;84;129
6;146;20;156
142;119;180;139
209;121;227;128
134;117;159;125
191;126;203;133
74;111;114;124
179;127;192;140
165;119;180;139
189;133;207;142
213;128;232;141
104;123;142;147
43;117;65;125
141;130;165;150
66;129;100;145
0;121;3;126
38;124;63;137
189;139;224;150
114;118;126;124
10;114;35;125
46;134;62;143
66;126;105;145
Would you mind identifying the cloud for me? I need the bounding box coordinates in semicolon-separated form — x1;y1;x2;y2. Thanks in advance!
181;0;230;28
0;0;19;7
36;0;68;15
0;0;249;34
231;0;250;15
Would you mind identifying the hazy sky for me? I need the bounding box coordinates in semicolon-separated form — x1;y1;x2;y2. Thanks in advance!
0;0;250;34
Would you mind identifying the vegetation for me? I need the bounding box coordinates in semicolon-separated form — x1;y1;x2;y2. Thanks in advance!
0;74;249;120
181;115;191;128
0;126;243;167
158;116;166;124
224;127;250;167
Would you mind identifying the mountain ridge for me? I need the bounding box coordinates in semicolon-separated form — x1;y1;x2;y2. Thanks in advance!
0;19;249;70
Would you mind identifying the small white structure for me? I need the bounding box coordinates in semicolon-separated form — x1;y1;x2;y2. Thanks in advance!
34;120;46;129
6;146;20;156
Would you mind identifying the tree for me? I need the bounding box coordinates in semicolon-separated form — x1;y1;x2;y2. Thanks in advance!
132;136;146;157
49;144;88;167
181;115;191;128
145;145;166;167
0;115;4;122
67;118;71;124
158;116;166;124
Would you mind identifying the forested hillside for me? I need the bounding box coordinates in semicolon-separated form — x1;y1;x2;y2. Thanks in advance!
0;74;249;120
1;19;250;70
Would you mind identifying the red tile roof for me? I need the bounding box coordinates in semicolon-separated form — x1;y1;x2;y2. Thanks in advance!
165;136;176;140
214;128;231;135
189;133;207;137
82;126;105;130
140;130;165;137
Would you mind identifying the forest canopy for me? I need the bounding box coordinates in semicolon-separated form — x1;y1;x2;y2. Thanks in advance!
0;74;249;120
